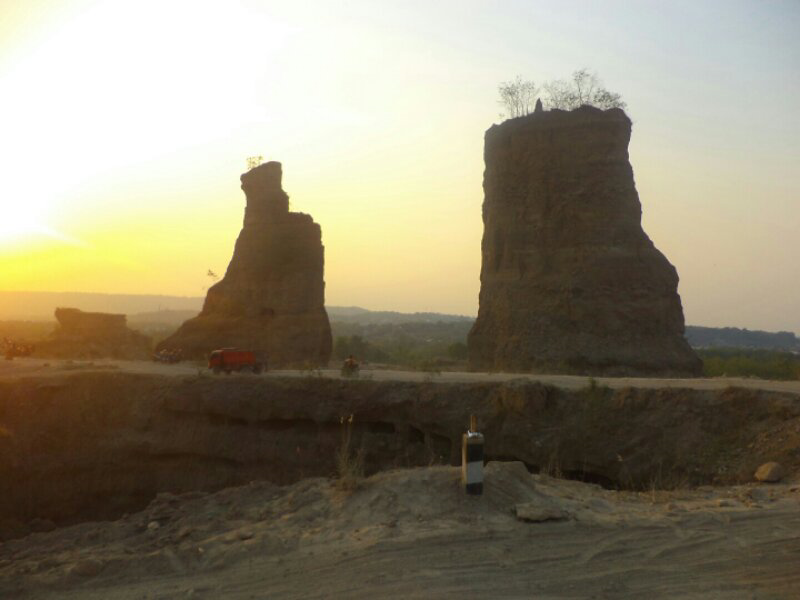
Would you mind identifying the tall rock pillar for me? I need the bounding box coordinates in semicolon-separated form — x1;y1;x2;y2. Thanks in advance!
468;106;701;376
159;162;332;366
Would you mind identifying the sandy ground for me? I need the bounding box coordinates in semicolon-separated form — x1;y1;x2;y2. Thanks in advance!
1;462;798;599
2;357;799;396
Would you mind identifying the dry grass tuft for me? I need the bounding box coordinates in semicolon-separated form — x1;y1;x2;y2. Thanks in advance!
335;414;364;491
540;451;563;479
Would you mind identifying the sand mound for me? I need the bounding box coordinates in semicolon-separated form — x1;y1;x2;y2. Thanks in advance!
2;462;799;598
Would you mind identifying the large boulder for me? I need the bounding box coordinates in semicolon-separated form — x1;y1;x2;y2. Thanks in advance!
468;106;701;376
754;462;785;483
34;308;151;359
158;162;332;367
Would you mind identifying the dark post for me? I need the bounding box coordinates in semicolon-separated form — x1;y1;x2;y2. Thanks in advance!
462;414;484;495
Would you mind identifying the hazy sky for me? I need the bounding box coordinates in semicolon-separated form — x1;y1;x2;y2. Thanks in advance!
1;0;798;332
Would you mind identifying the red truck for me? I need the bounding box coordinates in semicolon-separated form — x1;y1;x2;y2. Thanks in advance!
208;348;265;374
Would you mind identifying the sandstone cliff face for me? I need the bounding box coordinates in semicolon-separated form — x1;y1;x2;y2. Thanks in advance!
34;308;151;359
468;106;701;376
159;162;332;366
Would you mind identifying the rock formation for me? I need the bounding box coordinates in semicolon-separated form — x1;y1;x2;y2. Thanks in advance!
468;105;701;376
158;161;332;366
34;307;151;359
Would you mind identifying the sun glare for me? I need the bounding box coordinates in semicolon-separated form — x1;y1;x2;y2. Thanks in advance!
0;0;292;253
0;202;63;246
0;198;38;240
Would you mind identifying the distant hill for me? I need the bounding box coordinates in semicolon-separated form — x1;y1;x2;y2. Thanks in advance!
127;310;201;331
685;326;800;352
328;310;800;351
0;291;203;320
327;306;473;324
1;291;797;352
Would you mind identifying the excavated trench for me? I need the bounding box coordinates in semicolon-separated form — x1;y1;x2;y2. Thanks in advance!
1;372;799;539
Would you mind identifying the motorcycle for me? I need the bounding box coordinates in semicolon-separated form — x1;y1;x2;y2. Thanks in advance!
341;359;360;378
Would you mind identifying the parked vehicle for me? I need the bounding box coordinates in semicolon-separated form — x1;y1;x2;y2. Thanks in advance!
2;338;34;360
208;348;264;374
152;348;183;363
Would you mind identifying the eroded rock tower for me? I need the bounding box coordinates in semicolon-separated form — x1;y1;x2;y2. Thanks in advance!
159;162;332;366
468;106;701;376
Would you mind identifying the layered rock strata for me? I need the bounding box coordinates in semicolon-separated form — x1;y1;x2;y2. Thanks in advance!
159;162;331;366
468;106;701;376
34;308;151;359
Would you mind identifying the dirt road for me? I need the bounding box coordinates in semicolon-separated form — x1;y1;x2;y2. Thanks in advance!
2;462;798;599
2;357;799;396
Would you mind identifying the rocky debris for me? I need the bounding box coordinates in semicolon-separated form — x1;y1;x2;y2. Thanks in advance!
3;462;800;600
158;161;331;367
69;558;104;577
748;487;771;503
514;504;568;522
34;308;151;360
0;465;581;591
468;106;701;376
755;461;786;483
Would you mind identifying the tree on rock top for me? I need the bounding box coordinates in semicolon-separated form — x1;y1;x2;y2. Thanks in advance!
498;69;626;118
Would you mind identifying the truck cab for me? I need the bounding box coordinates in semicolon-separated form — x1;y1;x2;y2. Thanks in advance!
208;348;264;374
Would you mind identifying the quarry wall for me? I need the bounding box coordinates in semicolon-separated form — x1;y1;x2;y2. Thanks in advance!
1;373;798;537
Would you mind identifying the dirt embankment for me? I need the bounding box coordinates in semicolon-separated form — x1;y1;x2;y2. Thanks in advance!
1;372;799;538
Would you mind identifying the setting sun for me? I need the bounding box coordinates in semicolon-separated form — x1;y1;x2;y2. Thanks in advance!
0;189;58;244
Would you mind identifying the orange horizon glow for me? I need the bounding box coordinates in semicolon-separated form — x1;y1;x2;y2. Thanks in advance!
1;0;798;332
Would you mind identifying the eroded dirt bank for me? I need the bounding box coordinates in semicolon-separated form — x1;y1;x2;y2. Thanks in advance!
1;372;799;536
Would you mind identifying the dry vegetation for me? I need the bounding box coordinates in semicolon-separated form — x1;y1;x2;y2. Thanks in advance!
699;348;800;380
335;414;364;491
